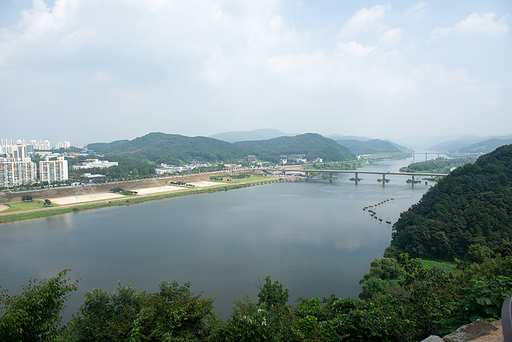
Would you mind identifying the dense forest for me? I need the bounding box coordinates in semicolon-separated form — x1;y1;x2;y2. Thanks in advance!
87;132;249;165
235;133;356;162
387;143;512;260
334;139;401;155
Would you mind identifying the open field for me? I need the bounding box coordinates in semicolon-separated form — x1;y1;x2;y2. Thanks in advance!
0;204;10;212
130;186;182;195
51;193;125;205
2;200;54;213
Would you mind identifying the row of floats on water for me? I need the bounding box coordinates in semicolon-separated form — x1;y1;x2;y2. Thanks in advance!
363;197;395;224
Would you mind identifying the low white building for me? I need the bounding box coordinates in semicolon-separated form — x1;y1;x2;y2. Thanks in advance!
73;159;118;170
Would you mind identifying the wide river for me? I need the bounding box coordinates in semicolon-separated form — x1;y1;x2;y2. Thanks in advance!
0;157;435;318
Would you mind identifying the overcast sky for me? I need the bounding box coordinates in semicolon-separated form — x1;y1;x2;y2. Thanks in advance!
1;0;511;145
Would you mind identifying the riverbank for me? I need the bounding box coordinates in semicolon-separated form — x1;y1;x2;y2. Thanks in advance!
0;172;297;224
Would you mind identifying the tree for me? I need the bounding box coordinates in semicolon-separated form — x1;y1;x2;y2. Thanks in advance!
63;281;216;342
216;276;297;342
0;269;78;342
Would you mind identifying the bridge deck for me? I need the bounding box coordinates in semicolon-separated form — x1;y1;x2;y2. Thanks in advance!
268;169;448;177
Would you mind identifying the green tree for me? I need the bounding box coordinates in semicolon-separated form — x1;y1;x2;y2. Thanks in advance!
0;269;78;342
217;276;297;342
63;281;215;342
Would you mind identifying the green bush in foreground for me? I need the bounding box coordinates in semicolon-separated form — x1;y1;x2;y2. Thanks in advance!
0;269;78;342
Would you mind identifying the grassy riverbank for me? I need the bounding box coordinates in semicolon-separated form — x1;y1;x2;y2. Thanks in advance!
0;177;295;224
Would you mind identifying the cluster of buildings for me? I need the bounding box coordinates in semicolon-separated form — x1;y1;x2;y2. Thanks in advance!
155;162;213;175
0;139;82;155
0;142;69;189
73;159;118;170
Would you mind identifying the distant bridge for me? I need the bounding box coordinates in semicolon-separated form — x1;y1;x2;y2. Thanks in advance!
263;169;448;184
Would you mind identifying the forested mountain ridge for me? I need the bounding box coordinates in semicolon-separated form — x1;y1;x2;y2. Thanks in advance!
234;133;356;162
335;139;401;155
386;143;512;260
87;132;249;165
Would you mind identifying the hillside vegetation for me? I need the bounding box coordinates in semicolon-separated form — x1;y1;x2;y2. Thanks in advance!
387;143;512;260
335;139;400;155
399;156;477;173
235;133;356;162
87;132;248;165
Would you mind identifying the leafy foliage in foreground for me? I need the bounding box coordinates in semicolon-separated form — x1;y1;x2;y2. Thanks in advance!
388;144;512;260
0;269;78;342
63;281;216;342
3;251;512;342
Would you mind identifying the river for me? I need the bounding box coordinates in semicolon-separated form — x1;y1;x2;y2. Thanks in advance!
0;157;434;318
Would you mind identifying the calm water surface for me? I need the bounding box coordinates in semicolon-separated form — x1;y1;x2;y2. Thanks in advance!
0;158;434;318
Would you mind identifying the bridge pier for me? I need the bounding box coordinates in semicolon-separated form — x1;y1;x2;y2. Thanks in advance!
355;172;359;185
382;174;386;186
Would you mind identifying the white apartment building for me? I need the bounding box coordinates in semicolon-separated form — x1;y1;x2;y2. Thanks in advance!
30;139;52;150
0;143;37;188
39;156;69;183
56;141;71;149
0;139;14;155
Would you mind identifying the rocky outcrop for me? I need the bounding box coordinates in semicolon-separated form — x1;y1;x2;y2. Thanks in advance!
422;320;502;342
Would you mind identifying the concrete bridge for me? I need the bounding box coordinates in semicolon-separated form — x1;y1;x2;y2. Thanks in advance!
263;169;448;184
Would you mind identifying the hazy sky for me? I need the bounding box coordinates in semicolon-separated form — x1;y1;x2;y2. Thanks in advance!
1;0;511;144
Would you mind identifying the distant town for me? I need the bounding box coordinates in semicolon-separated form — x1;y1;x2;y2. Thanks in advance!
0;138;87;189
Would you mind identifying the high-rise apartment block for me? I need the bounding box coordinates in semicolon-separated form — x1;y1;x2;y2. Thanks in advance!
56;141;71;149
0;139;14;155
0;143;37;188
39;156;69;183
30;139;52;150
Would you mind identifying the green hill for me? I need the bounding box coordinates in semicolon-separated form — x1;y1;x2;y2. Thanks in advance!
234;133;356;162
87;132;248;165
386;143;512;260
335;139;401;155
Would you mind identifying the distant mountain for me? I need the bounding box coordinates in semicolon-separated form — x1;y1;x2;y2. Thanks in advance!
429;134;512;152
209;129;289;143
335;139;401;155
87;132;248;165
428;135;487;152
326;134;372;141
234;133;356;162
459;138;512;154
394;134;469;150
386;141;409;152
